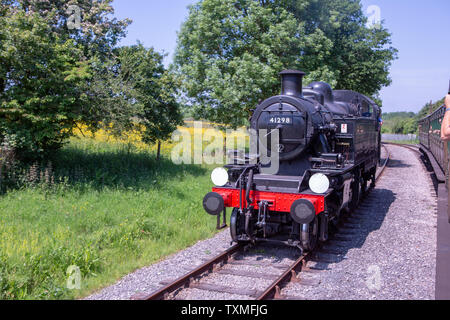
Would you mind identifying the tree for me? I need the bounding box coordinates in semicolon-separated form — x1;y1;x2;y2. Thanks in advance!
417;98;445;120
175;0;397;127
0;10;89;157
0;1;132;157
114;45;183;160
175;0;304;128
277;0;397;95
402;118;417;134
7;0;130;60
1;2;182;160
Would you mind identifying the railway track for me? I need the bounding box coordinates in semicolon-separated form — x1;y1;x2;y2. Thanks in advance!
383;142;421;155
133;145;391;301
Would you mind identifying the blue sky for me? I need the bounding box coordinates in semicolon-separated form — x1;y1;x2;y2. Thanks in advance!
112;0;450;113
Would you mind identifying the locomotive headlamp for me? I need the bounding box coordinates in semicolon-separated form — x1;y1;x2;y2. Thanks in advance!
203;192;224;216
309;173;330;194
290;199;316;224
211;167;229;187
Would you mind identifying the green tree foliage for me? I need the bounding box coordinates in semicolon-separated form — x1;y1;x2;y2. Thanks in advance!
175;0;397;127
114;45;183;157
8;0;131;59
279;0;397;95
175;0;304;128
387;118;417;134
1;2;181;159
382;112;416;121
381;112;418;134
0;9;90;156
416;98;445;120
381;98;446;135
0;1;131;157
402;118;417;134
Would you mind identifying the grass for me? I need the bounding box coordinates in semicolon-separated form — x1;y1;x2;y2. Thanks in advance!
0;135;222;300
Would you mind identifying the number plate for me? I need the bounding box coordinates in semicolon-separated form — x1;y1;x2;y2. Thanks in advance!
268;116;293;126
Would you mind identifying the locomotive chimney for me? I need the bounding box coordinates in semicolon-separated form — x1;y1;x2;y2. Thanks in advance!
280;70;306;97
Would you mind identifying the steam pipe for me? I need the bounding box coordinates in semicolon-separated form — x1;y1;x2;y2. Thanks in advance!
245;169;254;239
246;169;254;207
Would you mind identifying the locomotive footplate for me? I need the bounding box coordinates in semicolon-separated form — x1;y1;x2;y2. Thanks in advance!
253;174;303;193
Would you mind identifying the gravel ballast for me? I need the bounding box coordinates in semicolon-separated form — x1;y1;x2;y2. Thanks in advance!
284;145;437;300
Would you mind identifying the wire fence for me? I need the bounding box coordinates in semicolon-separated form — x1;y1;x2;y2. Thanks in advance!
382;134;418;142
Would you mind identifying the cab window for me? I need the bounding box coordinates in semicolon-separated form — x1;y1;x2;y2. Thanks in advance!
361;100;372;117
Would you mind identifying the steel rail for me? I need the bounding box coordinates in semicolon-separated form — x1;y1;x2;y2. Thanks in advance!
134;244;243;300
256;253;308;300
383;142;420;153
376;144;391;181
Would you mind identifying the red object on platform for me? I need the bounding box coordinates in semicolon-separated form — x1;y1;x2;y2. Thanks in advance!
212;187;325;214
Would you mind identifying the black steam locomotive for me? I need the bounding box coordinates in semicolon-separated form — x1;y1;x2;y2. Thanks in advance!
203;70;381;252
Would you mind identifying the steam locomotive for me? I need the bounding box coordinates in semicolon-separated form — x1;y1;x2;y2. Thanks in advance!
203;70;382;252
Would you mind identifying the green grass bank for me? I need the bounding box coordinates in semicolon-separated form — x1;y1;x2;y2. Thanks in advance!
0;137;218;299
